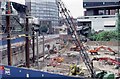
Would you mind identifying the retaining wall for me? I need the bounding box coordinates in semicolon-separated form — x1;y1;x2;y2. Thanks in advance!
86;41;119;46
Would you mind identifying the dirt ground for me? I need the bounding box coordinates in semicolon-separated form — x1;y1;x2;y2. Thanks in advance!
33;41;119;77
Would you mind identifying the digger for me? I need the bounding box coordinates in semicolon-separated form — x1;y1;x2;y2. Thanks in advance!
88;46;116;55
69;64;84;76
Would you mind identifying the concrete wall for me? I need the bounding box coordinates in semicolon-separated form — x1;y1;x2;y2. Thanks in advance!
77;15;117;31
91;16;117;31
86;41;118;46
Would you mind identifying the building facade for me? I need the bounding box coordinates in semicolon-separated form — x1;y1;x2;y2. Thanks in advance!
83;0;120;16
26;0;59;34
77;0;120;31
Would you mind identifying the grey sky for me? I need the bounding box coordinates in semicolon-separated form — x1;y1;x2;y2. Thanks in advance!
62;0;84;18
6;0;84;18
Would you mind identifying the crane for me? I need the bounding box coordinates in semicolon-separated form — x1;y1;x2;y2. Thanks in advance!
56;0;95;78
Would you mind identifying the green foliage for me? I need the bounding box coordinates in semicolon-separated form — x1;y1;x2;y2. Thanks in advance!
40;26;48;33
89;14;120;41
117;14;120;41
89;31;118;41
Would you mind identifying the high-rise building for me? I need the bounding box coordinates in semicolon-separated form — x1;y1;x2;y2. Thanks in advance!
26;0;59;33
83;0;120;16
77;0;120;31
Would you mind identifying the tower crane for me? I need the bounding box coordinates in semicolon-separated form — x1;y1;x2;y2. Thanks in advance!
56;0;95;78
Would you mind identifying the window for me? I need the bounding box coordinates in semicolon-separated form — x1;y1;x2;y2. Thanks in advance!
99;10;104;15
110;9;116;15
104;25;115;27
104;21;115;27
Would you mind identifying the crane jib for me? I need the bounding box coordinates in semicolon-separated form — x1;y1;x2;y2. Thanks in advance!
57;0;95;78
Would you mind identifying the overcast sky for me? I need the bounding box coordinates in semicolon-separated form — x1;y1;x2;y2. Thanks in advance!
9;0;84;18
9;0;25;5
62;0;84;18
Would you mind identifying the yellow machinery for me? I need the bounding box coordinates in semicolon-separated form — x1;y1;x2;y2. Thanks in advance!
69;64;84;76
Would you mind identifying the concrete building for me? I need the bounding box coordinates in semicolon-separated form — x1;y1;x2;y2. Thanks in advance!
77;0;120;31
83;0;120;16
26;0;59;34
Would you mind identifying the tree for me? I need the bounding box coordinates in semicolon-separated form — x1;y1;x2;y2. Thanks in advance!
89;14;119;41
89;30;118;41
117;14;120;41
39;26;48;34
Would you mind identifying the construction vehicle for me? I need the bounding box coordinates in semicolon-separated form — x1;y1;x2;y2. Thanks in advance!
48;56;64;67
49;49;57;54
1;0;116;79
69;64;84;76
57;1;117;78
114;57;120;69
70;45;80;51
92;57;117;79
49;45;58;54
88;46;116;55
95;71;115;79
92;57;120;65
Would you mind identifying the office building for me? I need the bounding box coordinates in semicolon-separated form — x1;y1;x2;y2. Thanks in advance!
26;0;59;33
77;0;120;31
83;0;120;16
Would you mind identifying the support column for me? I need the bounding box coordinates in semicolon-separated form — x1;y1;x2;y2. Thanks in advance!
25;16;30;68
6;1;12;66
43;33;45;62
108;9;110;15
32;27;35;63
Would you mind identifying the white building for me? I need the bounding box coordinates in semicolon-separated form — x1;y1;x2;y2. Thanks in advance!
77;15;117;31
77;0;119;32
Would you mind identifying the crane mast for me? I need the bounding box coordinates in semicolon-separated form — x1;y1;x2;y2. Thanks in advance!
56;0;95;78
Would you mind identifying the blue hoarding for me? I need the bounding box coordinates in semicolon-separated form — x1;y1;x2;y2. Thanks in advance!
1;65;84;79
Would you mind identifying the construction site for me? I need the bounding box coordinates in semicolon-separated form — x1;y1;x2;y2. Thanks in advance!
0;0;120;79
36;40;119;77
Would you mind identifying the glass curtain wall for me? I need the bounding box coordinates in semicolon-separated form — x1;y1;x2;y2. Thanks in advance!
30;0;59;26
